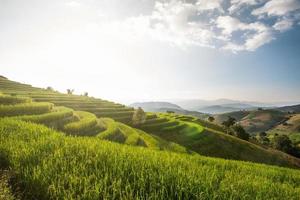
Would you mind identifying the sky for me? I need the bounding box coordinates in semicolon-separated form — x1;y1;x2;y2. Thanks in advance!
0;0;300;104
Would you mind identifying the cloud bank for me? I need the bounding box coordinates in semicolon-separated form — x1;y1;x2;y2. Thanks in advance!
67;0;300;52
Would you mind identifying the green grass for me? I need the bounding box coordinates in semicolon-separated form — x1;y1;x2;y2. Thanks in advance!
0;102;53;117
141;113;300;168
0;94;31;105
63;111;105;136
1;118;300;199
0;171;17;200
98;118;187;153
10;106;74;129
2;76;300;168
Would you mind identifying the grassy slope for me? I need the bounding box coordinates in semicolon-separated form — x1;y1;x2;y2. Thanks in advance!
1;119;300;199
0;93;188;153
268;114;300;145
98;118;188;153
1;76;300;167
214;110;250;124
239;110;287;134
214;110;288;134
148;113;300;167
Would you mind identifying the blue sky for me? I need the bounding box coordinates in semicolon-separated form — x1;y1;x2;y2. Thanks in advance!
0;0;300;104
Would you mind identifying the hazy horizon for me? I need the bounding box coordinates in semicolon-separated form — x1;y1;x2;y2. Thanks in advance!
1;0;300;104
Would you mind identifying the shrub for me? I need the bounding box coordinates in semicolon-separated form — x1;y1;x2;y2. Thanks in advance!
208;116;215;123
232;125;250;141
272;135;293;153
222;116;236;129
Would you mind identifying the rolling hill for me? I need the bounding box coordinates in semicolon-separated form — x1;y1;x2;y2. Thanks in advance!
214;108;300;135
277;104;300;114
1;76;300;168
1;76;300;199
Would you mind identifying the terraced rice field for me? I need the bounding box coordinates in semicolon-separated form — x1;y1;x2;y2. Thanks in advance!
1;76;300;167
0;93;187;153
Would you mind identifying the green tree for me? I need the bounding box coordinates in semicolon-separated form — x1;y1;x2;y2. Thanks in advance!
46;86;54;91
166;111;175;114
208;116;215;123
83;92;88;96
232;125;250;141
222;116;236;129
258;132;267;137
272;135;293;153
132;107;146;126
67;89;74;95
257;132;269;145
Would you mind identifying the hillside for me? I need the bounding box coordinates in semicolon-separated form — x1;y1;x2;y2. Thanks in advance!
1;76;300;168
175;98;270;111
199;105;246;114
277;104;300;114
214;109;288;134
0;92;186;153
268;114;300;146
214;110;250;124
139;112;300;167
130;101;208;119
1;119;300;199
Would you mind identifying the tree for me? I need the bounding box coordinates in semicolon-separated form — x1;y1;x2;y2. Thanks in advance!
232;125;250;141
272;135;293;153
166;110;175;114
132;107;146;126
257;132;269;145
208;116;215;123
67;89;74;95
222;116;236;129
83;92;88;96
46;86;54;91
258;132;267;137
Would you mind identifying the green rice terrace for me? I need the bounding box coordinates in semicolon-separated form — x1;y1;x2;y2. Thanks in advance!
1;76;300;199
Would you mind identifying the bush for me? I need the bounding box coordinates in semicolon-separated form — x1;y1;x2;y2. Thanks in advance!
232;125;250;141
208;116;215;123
222;116;236;129
272;135;293;153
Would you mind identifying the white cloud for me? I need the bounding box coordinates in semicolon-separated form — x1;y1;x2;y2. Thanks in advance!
85;0;299;53
229;0;259;13
252;0;300;16
244;30;274;51
196;0;224;12
216;16;242;35
273;18;294;32
216;15;273;51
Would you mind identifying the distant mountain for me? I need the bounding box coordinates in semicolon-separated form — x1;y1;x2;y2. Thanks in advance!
130;102;183;112
130;101;208;119
174;99;269;111
276;104;300;114
198;105;248;114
